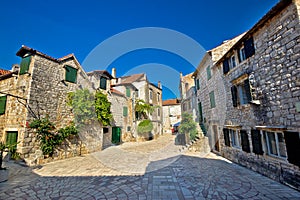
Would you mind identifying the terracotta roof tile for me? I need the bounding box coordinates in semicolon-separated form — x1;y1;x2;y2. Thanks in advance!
0;69;12;76
163;99;181;106
118;73;145;85
111;88;125;96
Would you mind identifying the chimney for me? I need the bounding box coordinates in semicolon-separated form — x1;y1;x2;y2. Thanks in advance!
11;64;20;72
112;68;116;78
180;72;183;79
158;81;161;89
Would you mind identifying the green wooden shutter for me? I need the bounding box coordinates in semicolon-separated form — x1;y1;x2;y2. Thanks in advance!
207;66;211;80
0;96;7;115
241;130;250;153
198;102;203;123
19;56;31;75
126;87;130;97
123;107;128;116
6;132;18;147
223;59;230;74
251;130;263;155
65;66;78;83
244;37;255;58
223;128;231;147
100;77;107;90
196;79;200;90
231;86;238;107
284;131;300;167
209;91;216;108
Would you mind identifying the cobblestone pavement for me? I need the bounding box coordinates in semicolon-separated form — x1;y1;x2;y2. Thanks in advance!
1;134;300;200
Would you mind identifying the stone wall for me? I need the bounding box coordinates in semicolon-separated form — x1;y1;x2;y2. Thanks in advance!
217;1;300;190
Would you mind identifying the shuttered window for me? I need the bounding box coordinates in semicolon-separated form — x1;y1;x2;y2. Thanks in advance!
19;56;31;75
65;65;77;83
223;128;231;147
206;66;212;80
0;96;7;115
223;59;230;74
244;79;252;102
209;91;216;108
241;130;250;153
123;106;128;117
100;77;107;90
244;37;255;58
196;79;200;90
284;131;300;167
126;87;131;97
251;130;263;155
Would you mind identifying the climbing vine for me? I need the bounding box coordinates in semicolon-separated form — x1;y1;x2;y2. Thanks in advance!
29;118;78;156
67;89;112;126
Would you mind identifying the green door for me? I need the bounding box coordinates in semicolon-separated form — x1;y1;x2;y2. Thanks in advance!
112;127;121;144
6;131;18;151
198;102;203;123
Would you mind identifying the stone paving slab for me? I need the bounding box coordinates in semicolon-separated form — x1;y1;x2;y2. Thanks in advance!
0;134;300;199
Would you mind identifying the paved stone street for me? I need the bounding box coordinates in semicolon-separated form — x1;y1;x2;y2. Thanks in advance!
1;134;300;200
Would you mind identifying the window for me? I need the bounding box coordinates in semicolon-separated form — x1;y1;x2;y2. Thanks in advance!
135;90;139;98
126;87;130;97
238;47;246;62
196;79;200;90
231;79;252;107
206;66;211;80
6;131;18;151
123;106;128;117
209;91;216;108
127;126;131;131
65;65;78;83
0;96;7;115
103;128;109;134
264;131;287;158
251;130;263;155
230;129;241;148
182;102;187;111
240;130;250;153
19;56;31;75
100;77;107;90
149;89;153;100
157;108;160;116
244;37;255;58
229;55;236;69
157;93;160;102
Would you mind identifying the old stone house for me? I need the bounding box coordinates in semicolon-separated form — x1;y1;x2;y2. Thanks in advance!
194;0;300;190
111;72;163;138
192;34;244;151
0;46;103;165
162;99;181;134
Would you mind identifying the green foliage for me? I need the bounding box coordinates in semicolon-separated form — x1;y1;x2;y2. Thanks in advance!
67;89;96;126
67;89;112;126
0;141;19;169
137;119;153;134
95;91;113;126
135;99;154;119
179;112;198;140
29;118;78;156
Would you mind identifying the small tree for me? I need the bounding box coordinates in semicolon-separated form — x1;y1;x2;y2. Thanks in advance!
95;91;113;126
179;112;198;141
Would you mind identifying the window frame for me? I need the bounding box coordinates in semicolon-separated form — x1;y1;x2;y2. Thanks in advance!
149;89;153;100
238;46;246;62
264;131;287;159
99;76;107;90
230;129;241;148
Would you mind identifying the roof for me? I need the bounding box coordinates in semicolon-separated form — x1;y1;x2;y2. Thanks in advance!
149;82;162;91
117;73;145;85
0;69;12;76
87;70;114;79
110;88;125;97
163;99;181;106
216;0;292;65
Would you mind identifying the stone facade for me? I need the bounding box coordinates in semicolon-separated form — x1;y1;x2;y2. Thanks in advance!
162;99;181;134
0;46;103;165
193;0;300;190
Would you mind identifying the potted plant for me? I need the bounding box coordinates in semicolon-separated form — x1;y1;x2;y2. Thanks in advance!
0;141;9;182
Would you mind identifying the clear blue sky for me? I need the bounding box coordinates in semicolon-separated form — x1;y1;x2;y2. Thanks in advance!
0;0;278;99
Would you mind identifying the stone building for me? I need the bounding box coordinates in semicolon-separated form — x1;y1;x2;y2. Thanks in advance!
196;0;300;190
111;71;163;138
0;46;102;165
162;99;181;134
192;34;244;151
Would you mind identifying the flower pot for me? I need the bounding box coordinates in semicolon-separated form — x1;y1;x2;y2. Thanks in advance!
0;169;9;182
